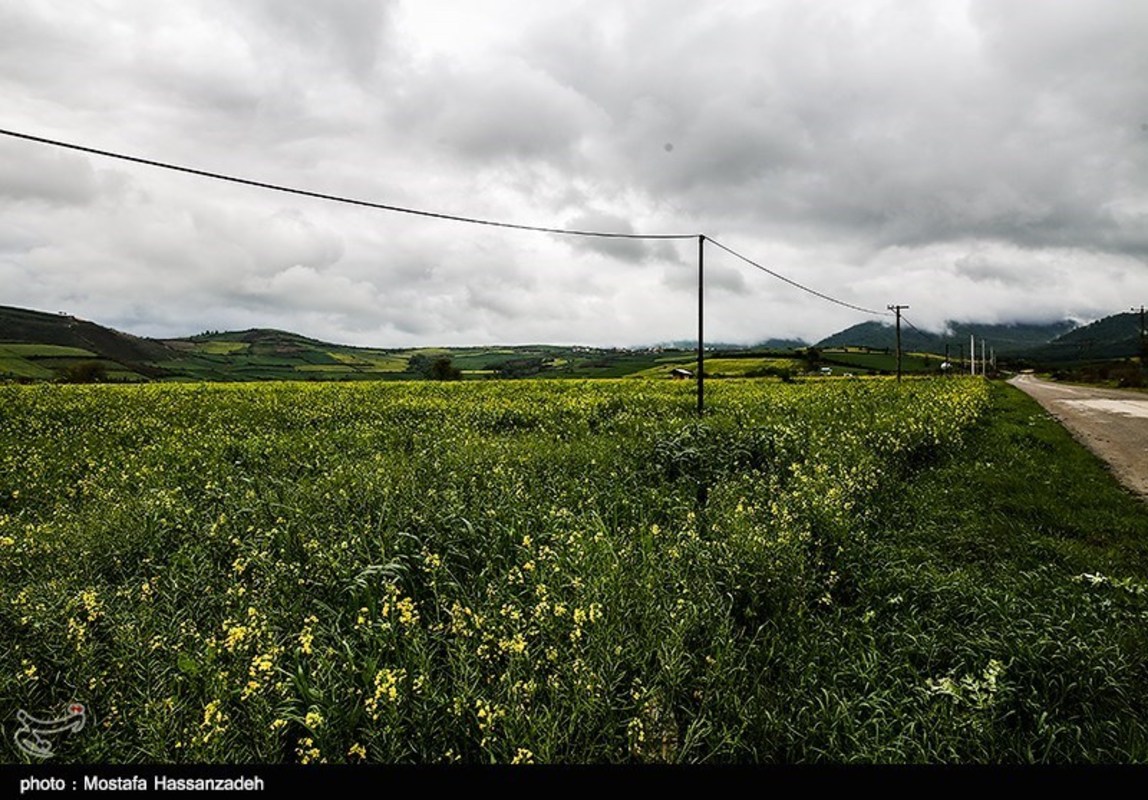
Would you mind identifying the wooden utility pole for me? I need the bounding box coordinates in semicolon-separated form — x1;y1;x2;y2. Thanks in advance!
888;305;909;382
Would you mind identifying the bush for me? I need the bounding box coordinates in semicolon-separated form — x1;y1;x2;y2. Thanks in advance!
58;361;107;384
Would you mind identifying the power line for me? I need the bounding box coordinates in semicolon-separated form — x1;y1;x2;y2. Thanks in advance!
0;127;695;241
899;315;928;337
705;236;892;317
1;127;904;323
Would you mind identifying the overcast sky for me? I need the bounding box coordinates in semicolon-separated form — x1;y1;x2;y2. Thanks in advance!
2;0;1146;347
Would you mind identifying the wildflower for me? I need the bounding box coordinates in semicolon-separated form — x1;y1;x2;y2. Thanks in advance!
511;748;535;765
197;700;229;744
396;596;419;627
498;633;527;656
223;623;249;652
365;668;405;719
270;719;287;732
299;615;318;655
348;743;367;761
305;710;324;730
296;737;321;764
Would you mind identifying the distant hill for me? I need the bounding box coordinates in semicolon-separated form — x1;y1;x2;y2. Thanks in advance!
0;305;174;363
754;338;807;350
0;305;176;380
816;319;1077;356
1026;312;1143;362
0;304;690;382
4;302;1140;382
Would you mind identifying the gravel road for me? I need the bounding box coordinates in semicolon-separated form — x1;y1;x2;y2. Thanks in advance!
1009;373;1148;499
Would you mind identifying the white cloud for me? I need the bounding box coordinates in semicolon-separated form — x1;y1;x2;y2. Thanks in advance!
0;0;1146;347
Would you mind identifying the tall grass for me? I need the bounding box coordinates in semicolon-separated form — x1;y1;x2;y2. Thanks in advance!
2;378;1145;763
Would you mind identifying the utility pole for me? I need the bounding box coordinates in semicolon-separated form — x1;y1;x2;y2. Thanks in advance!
970;334;975;376
888;305;909;382
1134;306;1147;372
981;339;987;377
697;234;705;418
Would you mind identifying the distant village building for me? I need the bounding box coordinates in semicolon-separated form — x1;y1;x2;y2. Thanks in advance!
670;368;694;380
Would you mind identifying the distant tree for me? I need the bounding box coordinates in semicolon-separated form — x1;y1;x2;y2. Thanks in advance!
428;357;462;381
59;361;107;384
495;357;545;378
407;354;432;376
803;347;821;369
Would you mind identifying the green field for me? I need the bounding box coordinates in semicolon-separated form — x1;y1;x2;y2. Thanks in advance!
0;344;97;358
3;377;1148;763
630;357;802;379
820;350;941;374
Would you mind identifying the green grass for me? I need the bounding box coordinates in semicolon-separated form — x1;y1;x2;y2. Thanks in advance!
821;350;939;373
193;342;250;356
2;378;1147;763
0;356;55;379
0;344;97;358
629;357;802;379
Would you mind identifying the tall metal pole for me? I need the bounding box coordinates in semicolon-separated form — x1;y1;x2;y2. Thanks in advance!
981;339;986;376
970;334;975;376
697;234;705;418
888;304;908;382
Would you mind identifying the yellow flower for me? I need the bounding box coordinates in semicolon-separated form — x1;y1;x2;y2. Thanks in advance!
296;737;321;764
298;615;318;654
511;748;535;765
223;624;249;652
348;743;367;761
365;668;405;720
396;596;419;627
498;633;527;656
305;710;324;729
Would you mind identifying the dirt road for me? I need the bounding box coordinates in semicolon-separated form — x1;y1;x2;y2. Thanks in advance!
1009;373;1148;499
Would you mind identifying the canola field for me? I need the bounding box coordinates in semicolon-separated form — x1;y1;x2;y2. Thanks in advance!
2;378;1003;762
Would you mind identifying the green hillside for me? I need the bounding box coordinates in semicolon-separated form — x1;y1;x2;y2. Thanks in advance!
3;302;1141;384
1027;312;1142;362
817;319;1076;355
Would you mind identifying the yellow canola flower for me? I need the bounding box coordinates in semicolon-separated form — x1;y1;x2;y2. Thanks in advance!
296;737;321;764
511;748;535;765
396;596;419;627
223;624;250;652
298;615;318;655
